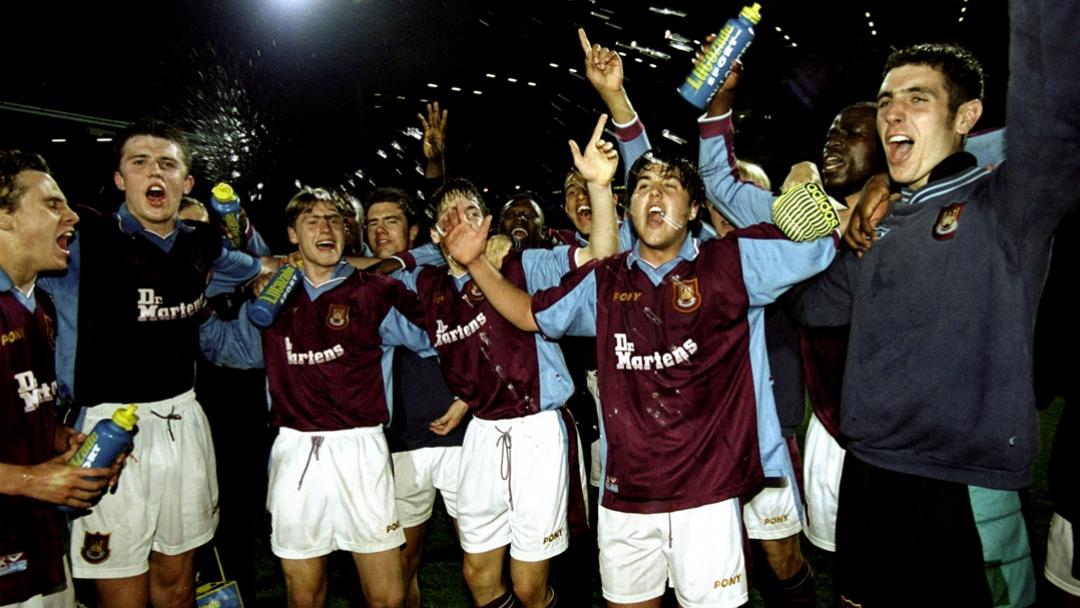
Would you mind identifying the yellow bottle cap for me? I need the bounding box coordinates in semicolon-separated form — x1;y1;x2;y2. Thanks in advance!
741;3;762;25
211;182;236;202
111;404;139;431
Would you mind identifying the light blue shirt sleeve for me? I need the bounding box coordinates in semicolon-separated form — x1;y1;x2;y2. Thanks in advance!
199;303;265;369
208;247;261;295
390;267;421;293
616;123;651;187
247;229;272;257
402;242;445;269
697;114;775;228
378;307;433;355
738;235;836;307
37;239;81;401
532;270;599;340
522;246;574;293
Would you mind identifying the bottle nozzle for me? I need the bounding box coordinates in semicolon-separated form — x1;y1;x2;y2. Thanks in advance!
211;182;236;202
741;3;762;25
112;404;139;431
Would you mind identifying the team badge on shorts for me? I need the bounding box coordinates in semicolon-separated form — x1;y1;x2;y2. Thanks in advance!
81;532;111;564
327;304;350;329
933;202;965;240
672;277;701;313
466;281;486;302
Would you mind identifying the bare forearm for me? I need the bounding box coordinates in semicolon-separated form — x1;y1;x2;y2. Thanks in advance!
582;181;618;261
600;88;636;125
465;258;538;331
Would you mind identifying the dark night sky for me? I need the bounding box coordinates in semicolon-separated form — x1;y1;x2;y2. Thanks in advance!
1;0;1009;244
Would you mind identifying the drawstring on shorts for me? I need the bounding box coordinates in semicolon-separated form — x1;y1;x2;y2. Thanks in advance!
298;436;324;490
496;426;513;510
150;407;183;442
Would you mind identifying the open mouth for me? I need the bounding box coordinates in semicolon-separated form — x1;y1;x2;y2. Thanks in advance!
145;185;166;205
575;205;591;221
886;134;914;164
510;227;529;239
647;205;665;226
315;239;337;253
822;155;844;172
56;231;75;254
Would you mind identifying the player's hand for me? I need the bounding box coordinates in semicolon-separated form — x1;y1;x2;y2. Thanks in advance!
418;102;448;162
430;399;469;436
698;32;744;118
485;234;513;270
442;200;492;267
844;173;896;255
580;28;624;97
18;447;112;509
780;161;822;194
570;114;618;187
54;425;84;453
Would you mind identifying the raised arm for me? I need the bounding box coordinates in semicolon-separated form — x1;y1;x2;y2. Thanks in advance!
442;202;539;332
572;114;619;263
996;2;1080;243
580;28;650;184
696;60;775;228
418;101;448;181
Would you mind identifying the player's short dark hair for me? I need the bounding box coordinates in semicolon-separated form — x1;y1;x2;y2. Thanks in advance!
366;187;417;226
430;177;488;218
883;43;985;115
115;118;193;169
627;149;706;208
0;149;50;212
284;187;349;228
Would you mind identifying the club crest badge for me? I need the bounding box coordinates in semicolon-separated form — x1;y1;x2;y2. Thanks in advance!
672;278;701;313
466;281;486;302
326;304;349;329
81;532;111;564
933;202;966;240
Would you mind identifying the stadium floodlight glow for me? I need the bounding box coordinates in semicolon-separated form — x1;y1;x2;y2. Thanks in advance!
51;138;67;143
427;83;438;88
96;137;112;142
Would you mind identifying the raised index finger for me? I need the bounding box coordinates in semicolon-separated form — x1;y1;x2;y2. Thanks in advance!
578;28;592;55
587;113;610;145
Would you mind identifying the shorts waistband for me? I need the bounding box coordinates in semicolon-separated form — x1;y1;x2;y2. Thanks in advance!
88;389;197;413
279;425;384;438
471;408;559;428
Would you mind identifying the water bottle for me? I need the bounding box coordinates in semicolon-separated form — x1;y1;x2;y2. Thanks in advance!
677;3;762;109
210;182;246;249
61;405;138;512
247;264;302;328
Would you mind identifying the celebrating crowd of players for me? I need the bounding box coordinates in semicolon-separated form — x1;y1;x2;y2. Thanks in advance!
3;2;1080;607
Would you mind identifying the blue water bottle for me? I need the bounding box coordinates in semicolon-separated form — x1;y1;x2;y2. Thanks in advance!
210;182;247;249
61;405;138;512
248;264;302;328
677;3;762;109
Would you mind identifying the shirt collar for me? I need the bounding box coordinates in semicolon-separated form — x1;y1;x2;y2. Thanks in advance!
115;202;195;238
0;267;35;309
301;259;354;286
626;232;700;270
899;151;978;203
